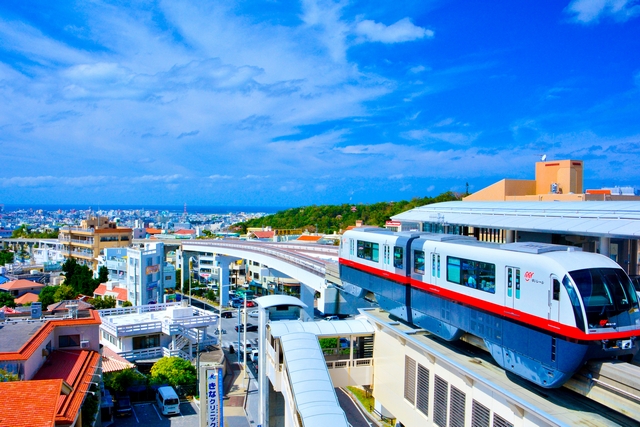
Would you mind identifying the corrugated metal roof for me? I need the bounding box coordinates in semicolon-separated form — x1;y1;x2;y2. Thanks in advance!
392;201;640;238
268;317;375;338
280;332;348;427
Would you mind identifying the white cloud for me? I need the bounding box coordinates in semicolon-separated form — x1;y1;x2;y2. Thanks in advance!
355;17;433;43
209;174;233;180
403;129;480;145
565;0;640;23
409;65;428;74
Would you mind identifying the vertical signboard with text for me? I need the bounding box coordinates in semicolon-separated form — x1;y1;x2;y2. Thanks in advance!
201;366;223;427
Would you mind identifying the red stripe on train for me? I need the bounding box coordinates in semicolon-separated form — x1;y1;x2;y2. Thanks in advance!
339;258;640;341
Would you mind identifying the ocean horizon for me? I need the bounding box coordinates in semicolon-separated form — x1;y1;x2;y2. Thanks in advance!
0;204;290;215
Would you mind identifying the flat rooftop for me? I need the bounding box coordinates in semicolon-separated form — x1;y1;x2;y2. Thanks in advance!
0;321;46;352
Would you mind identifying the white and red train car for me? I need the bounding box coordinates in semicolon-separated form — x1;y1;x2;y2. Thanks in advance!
339;227;640;388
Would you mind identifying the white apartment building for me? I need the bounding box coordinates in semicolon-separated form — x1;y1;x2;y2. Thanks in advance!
97;242;176;305
97;302;217;362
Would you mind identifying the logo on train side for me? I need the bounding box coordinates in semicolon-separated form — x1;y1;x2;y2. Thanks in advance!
524;271;534;281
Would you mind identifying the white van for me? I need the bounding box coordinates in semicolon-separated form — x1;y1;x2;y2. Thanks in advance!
156;386;181;416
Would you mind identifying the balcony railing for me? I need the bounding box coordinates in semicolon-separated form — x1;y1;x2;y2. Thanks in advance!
98;302;218;337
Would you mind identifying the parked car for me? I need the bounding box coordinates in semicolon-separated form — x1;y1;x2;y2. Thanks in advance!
230;341;253;354
324;315;339;321
245;300;257;307
248;309;259;318
114;393;133;417
251;348;259;363
229;298;243;308
221;311;233;318
235;323;258;332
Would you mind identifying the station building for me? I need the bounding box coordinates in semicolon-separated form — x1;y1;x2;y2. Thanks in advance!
391;159;640;275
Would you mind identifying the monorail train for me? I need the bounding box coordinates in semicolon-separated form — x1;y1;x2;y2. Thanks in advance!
339;227;640;388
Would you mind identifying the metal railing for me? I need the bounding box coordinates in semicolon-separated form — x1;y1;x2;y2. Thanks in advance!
325;358;373;369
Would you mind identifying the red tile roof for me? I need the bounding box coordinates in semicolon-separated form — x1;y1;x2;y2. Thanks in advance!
14;292;40;305
93;283;128;301
102;346;135;373
174;228;196;235
0;279;45;291
296;235;323;242
0;379;61;427
33;350;101;425
252;231;274;238
145;227;163;234
0;310;101;362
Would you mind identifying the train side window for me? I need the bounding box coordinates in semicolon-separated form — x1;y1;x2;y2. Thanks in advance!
383;245;390;265
447;256;461;284
432;253;436;277
553;278;561;301
394;246;404;268
563;275;586;331
349;239;354;256
449;256;495;293
414;250;425;274
357;240;379;262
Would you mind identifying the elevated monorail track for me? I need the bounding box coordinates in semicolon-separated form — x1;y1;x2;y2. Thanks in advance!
460;332;640;421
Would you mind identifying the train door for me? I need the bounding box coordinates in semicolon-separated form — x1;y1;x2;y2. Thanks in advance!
430;252;441;284
548;275;561;321
505;266;521;309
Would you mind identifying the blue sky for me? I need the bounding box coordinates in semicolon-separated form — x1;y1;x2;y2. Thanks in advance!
1;0;639;208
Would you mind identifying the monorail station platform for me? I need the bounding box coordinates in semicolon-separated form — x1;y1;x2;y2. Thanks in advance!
358;308;639;427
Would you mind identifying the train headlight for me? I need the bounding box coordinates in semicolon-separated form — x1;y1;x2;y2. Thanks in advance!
618;339;633;350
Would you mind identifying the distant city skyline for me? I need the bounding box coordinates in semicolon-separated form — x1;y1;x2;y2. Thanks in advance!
1;1;639;207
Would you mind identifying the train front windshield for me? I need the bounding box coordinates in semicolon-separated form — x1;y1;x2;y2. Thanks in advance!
569;268;639;328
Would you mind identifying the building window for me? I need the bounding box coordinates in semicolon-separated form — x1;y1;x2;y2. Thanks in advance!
132;335;160;350
59;334;81;348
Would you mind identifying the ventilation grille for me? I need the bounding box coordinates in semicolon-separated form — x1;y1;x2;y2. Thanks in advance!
471;400;490;427
493;414;514;427
449;386;466;427
433;375;448;427
416;364;429;417
404;356;416;404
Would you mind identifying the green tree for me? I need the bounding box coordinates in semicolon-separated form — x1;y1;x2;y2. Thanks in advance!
0;292;16;308
38;285;57;307
62;259;99;296
97;265;109;284
88;295;117;309
103;368;147;393
0;250;14;265
149;357;196;387
122;300;133;307
0;367;19;382
53;284;77;302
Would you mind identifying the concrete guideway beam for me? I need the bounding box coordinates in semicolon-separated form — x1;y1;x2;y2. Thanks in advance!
181;241;328;293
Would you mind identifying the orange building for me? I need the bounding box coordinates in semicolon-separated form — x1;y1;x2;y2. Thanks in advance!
59;216;132;270
464;159;640;202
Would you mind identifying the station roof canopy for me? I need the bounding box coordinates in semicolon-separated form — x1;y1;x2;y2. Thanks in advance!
268;317;375;338
280;332;348;427
391;201;640;238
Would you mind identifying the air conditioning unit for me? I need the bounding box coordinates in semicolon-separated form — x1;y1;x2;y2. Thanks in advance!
80;340;90;349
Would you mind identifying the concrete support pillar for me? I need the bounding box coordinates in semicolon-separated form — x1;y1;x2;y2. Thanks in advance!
215;255;231;308
600;237;611;257
506;230;516;243
299;284;315;321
